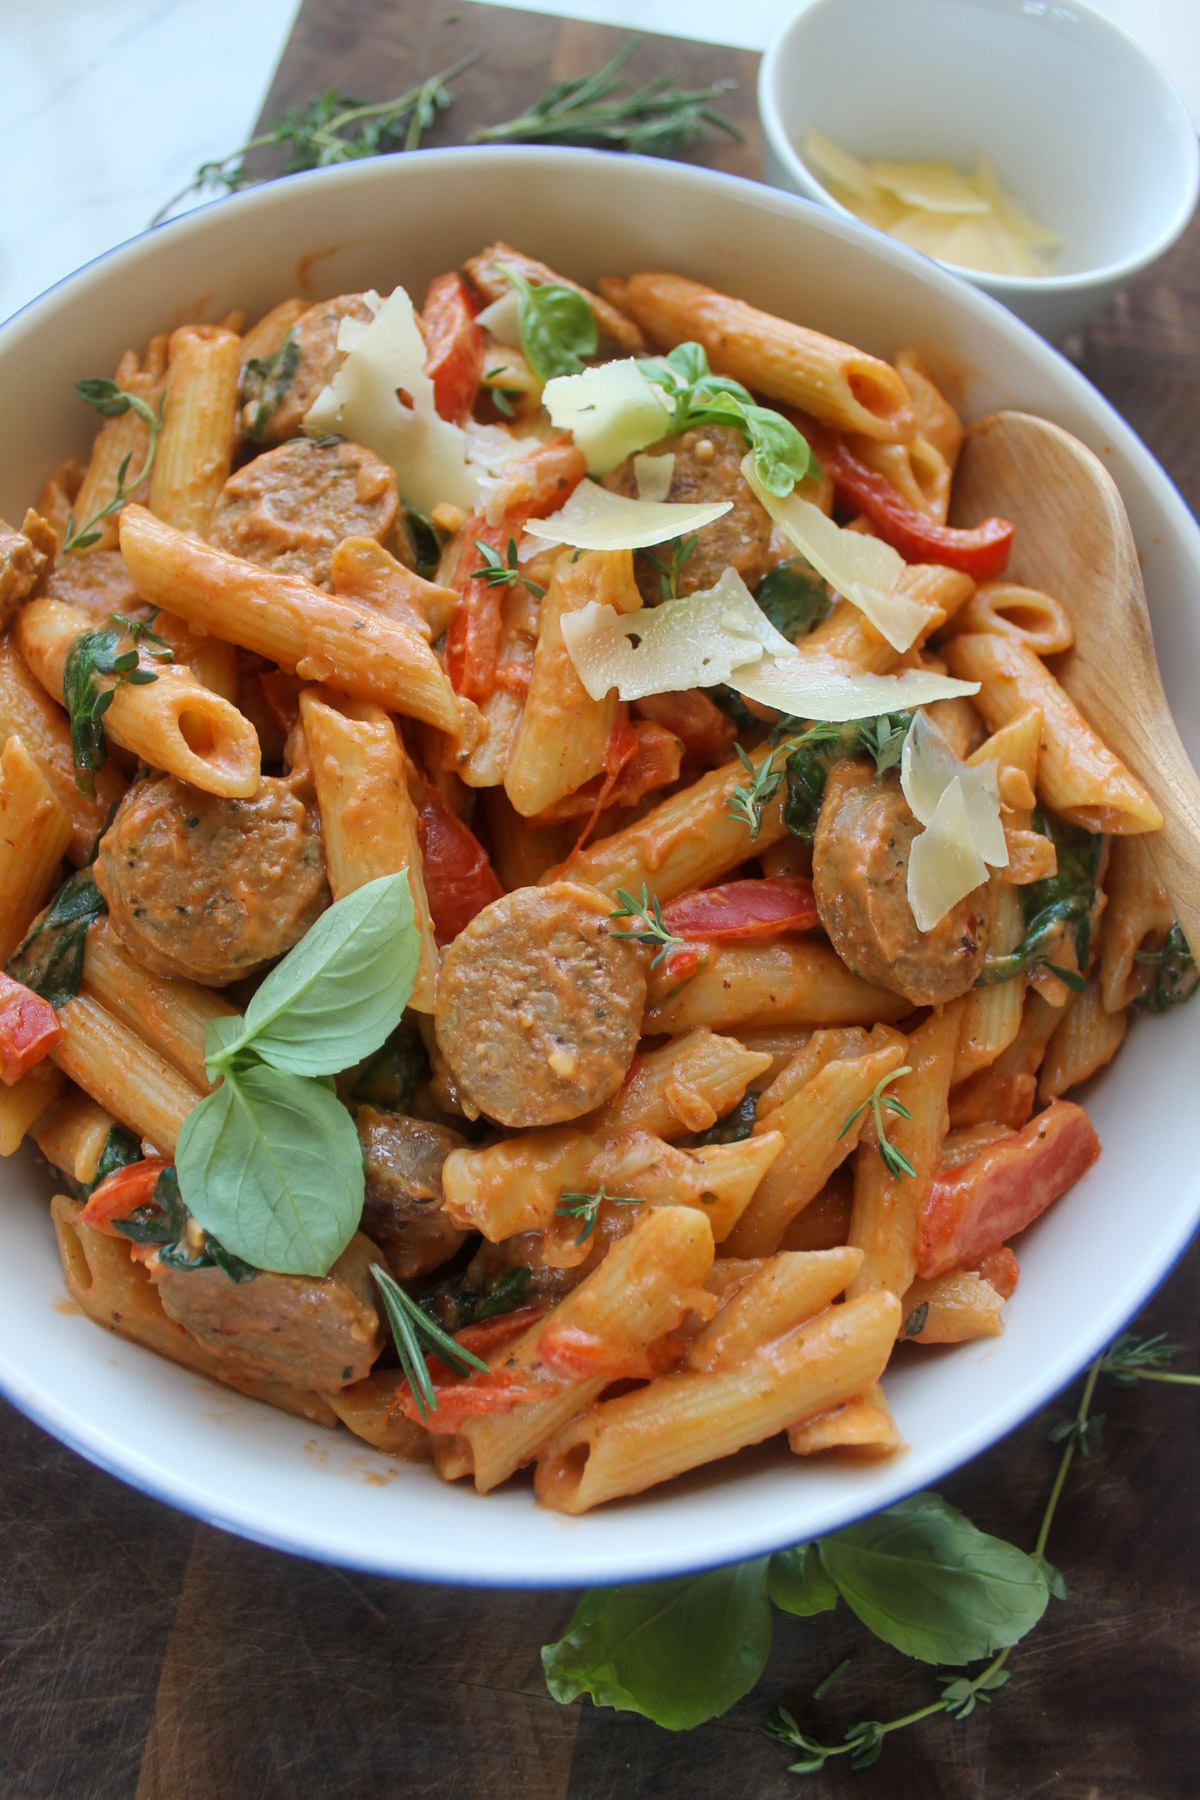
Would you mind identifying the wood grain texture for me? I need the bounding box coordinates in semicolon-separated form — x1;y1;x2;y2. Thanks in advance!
2;2;1199;1795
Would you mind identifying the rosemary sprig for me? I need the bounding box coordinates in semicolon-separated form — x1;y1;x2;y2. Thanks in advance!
727;744;785;837
555;1184;641;1245
838;1067;916;1181
471;37;744;159
149;53;483;224
64;380;166;553
470;536;546;598
370;1262;488;1421
610;885;686;970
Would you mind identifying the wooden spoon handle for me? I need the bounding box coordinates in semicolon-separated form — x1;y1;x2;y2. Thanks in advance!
1141;713;1200;957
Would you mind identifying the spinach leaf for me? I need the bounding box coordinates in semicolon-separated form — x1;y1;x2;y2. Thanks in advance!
977;809;1102;988
57;1121;142;1203
176;1061;365;1276
207;871;419;1079
419;1264;534;1332
753;561;832;645
404;506;443;580
768;1543;838;1616
1134;921;1199;1012
6;869;106;1007
542;1559;773;1731
61;617;172;792
637;342;817;496
817;1491;1049;1665
693;1091;758;1146
113;1164;255;1283
781;713;913;842
241;330;301;440
349;1015;428;1112
504;265;598;381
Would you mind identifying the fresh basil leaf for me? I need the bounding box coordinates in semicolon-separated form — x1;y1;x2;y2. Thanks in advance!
638;341;815;496
542;1559;773;1730
753;561;832;645
5;869;106;1007
742;404;819;495
505;266;598;381
817;1491;1049;1666
768;1543;839;1616
176;1062;365;1276
207;872;418;1079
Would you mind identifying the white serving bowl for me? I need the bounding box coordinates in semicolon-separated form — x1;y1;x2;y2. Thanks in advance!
3;147;1200;1587
759;0;1200;342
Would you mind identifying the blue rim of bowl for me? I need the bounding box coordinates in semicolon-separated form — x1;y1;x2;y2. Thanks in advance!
757;0;1200;295
1;145;1199;1586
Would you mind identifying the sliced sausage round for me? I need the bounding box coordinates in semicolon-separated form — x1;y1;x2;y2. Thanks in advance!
813;759;991;1006
240;293;374;445
603;422;775;602
434;881;647;1128
356;1109;468;1280
94;773;330;986
207;437;399;589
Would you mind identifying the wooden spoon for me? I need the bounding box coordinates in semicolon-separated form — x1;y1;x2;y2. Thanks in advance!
950;409;1200;955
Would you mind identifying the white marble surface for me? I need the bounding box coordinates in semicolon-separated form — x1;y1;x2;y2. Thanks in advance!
1;0;1197;327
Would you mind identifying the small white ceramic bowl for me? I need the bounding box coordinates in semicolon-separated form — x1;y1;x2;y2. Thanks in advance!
759;0;1200;341
2;148;1200;1586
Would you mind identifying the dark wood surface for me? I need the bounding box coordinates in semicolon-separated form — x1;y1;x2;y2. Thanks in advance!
4;3;1200;1794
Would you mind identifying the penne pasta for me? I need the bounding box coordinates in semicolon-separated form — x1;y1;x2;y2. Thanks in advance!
50;991;202;1155
645;940;911;1035
787;1380;902;1458
149;324;242;535
1099;835;1176;1012
942;580;1074;654
0;1059;65;1156
0;734;72;963
1038;981;1127;1100
81;918;238;1093
0;635;125;864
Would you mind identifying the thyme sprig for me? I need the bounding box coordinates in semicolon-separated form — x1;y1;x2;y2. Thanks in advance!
470;536;546;598
728;744;785;837
555;1184;641;1245
63;379;166;553
838;1066;916;1181
643;533;697;602
610;885;686;970
62;614;174;793
471;37;744;159
149;53;483;224
370;1262;488;1422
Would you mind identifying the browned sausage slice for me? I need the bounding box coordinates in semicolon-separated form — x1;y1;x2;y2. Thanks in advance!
150;1232;381;1392
207;438;399;590
94;773;329;986
603;423;775;603
240;293;374;444
813;759;991;1006
356;1109;468;1279
434;881;647;1128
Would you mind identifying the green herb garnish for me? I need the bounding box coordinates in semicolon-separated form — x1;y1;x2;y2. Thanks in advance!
727;743;786;838
61;614;174;792
56;1122;141;1204
609;885;686;970
555;1184;641;1245
472;36;744;160
693;1091;759;1146
418;1265;535;1333
370;1261;488;1421
113;1164;255;1284
636;341;816;497
63;380;166;554
241;330;301;441
643;533;697;602
838;1065;916;1181
976;808;1102;989
501;264;598;382
1133;921;1199;1012
470;535;546;598
5;868;106;1007
752;561;832;644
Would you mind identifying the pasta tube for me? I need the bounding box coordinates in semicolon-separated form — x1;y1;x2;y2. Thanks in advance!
0;636;125;864
0;735;72;963
51;991;202;1155
645;940;910;1035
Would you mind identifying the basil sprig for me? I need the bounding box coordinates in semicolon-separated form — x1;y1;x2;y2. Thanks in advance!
503;264;598;381
176;872;420;1278
636;342;817;496
541;1491;1049;1733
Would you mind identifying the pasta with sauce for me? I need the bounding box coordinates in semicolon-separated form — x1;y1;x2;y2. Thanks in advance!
0;246;1193;1514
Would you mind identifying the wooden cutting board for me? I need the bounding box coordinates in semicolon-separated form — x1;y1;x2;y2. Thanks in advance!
2;5;1200;1797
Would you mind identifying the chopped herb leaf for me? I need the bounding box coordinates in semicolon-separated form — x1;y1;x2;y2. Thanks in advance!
242;330;301;440
6;869;106;1007
1133;921;1199;1012
753;560;832;644
113;1164;256;1283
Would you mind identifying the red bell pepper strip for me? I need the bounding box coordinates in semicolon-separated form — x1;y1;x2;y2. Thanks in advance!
661;874;819;942
0;972;63;1085
421;272;485;424
80;1158;170;1235
414;782;503;944
808;421;1015;579
917;1099;1099;1279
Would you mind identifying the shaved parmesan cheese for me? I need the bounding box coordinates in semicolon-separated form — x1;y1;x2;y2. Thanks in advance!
476;288;523;347
872;160;989;214
729;653;980;722
303;286;539;516
800;127;880;204
907;779;989;932
901;710;1007;930
543;360;673;474
902;710;1007;865
634;452;675;504
561;568;788;702
741;456;926;652
534;480;730;552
